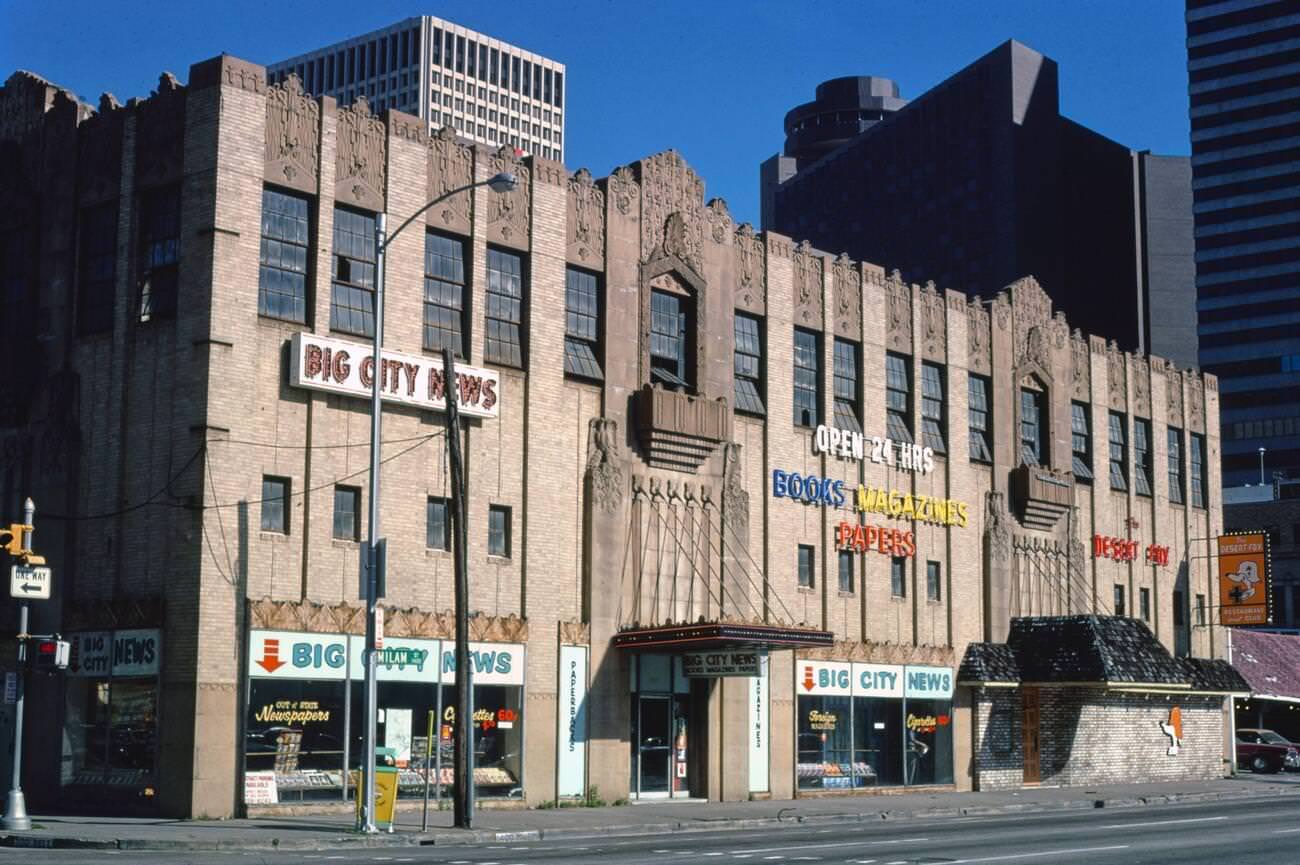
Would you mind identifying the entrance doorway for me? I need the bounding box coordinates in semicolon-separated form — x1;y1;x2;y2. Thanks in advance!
630;655;692;799
1022;686;1041;785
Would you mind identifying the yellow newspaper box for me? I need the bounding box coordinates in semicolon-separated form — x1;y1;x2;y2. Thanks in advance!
352;752;400;830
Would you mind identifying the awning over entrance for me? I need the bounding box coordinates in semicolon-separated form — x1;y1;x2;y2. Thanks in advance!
958;615;1249;695
1231;629;1300;702
613;621;834;651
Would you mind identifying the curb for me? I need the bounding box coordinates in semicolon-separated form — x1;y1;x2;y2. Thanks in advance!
1;784;1293;851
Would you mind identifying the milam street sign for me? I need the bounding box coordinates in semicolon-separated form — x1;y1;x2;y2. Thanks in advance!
10;564;51;600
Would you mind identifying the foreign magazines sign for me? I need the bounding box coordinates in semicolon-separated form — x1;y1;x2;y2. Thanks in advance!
289;332;501;419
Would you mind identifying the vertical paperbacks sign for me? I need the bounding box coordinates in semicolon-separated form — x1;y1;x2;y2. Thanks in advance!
1218;532;1271;626
556;645;588;798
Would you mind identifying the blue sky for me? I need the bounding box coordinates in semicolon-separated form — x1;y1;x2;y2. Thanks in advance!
3;0;1190;227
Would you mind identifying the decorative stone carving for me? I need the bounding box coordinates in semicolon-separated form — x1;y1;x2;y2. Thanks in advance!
920;281;945;360
735;223;766;312
335;96;386;212
99;92;121;113
265;73;319;195
0;71;54;143
558;621;590;645
390;111;427;144
706;197;732;245
65;596;163;632
638;150;704;269
799;640;956;666
568;167;606;264
1107;343;1127;410
586;417;624;514
662;211;700;267
792;241;824;325
488;144;530;248
992;293;1011;333
722;442;749;540
1070;331;1090;400
135;72;186;184
248;598;528;641
1132;356;1151;416
1188;379;1205;431
1021;325;1051;375
833;253;862;340
967;298;991;374
426;125;473;234
986;492;1012;564
885;270;913;354
1008;277;1052;366
609;164;638;217
1167;368;1184;422
77;106;123;205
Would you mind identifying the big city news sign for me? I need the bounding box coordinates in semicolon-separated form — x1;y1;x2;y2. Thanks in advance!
289;332;501;419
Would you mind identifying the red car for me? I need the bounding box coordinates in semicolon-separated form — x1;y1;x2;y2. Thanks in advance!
1236;728;1299;773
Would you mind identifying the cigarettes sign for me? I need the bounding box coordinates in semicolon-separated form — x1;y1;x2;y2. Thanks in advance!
289;332;501;419
1218;532;1271;626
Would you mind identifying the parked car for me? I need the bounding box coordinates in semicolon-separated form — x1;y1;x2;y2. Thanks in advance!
1236;728;1299;773
1237;728;1300;772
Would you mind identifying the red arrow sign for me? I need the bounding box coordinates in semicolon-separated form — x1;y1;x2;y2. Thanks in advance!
257;638;286;673
802;665;815;692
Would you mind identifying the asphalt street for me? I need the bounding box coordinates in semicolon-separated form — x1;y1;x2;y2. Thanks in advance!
4;795;1299;865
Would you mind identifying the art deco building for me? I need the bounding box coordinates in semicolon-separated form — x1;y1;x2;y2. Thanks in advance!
0;56;1238;818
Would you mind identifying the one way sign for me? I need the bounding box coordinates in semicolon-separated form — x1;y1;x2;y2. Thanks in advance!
10;564;51;600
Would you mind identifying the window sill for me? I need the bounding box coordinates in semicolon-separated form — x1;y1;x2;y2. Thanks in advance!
257;313;308;328
486;554;513;563
890;595;907;604
926;598;943;607
796;585;816;594
331;539;360;549
425;548;451;559
259;531;290;544
837;590;855;599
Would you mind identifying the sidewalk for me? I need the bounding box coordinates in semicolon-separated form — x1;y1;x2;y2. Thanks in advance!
3;775;1296;851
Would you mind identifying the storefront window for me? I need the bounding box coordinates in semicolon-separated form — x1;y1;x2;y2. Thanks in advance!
796;661;953;791
61;629;162;793
247;679;348;801
903;698;954;785
436;683;524;798
797;695;854;789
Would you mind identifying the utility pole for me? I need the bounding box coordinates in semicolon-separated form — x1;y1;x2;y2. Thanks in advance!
3;498;35;832
358;214;388;834
442;348;473;828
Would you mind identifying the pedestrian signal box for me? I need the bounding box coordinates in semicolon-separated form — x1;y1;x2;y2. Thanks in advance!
32;638;70;671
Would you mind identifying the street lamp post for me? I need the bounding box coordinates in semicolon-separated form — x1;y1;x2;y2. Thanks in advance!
358;171;517;833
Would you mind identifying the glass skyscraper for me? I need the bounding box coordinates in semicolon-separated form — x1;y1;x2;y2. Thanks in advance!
1188;0;1300;486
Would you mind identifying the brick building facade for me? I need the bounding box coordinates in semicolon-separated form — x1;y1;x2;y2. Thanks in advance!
0;55;1235;817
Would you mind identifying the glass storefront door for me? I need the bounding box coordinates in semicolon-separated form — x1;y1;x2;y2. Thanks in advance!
636;695;672;797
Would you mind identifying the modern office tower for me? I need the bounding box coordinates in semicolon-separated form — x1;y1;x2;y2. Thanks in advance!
268;16;565;161
1186;0;1300;487
762;41;1199;371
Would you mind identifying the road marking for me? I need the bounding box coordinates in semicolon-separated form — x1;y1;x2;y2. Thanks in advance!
731;839;928;855
1275;827;1300;833
1100;816;1228;829
948;846;1130;864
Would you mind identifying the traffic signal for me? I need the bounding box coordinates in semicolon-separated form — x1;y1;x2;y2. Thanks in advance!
0;523;31;557
32;638;70;671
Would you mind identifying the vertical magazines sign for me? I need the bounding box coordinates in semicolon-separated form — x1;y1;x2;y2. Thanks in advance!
1218;532;1272;626
748;655;769;793
289;332;501;419
556;645;588;798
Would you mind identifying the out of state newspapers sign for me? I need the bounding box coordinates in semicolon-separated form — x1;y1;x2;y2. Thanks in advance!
289;332;500;419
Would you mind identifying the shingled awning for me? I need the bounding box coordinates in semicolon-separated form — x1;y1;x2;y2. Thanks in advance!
958;615;1248;695
1231;629;1300;702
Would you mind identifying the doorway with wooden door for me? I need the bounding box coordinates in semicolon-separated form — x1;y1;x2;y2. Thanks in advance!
1022;686;1040;785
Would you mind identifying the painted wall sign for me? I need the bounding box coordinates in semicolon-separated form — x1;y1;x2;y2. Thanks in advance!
813;425;934;474
249;630;349;680
67;629;160;678
772;470;847;507
1218;532;1271;626
68;631;113;677
855;486;969;527
682;650;763;677
556;645;588;798
289;332;501;419
796;662;954;700
748;655;769;794
835;521;917;557
438;642;525;686
904;665;955;700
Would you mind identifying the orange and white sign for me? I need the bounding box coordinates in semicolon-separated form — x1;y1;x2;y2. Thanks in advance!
1218;532;1271;626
